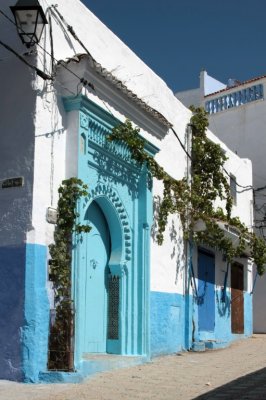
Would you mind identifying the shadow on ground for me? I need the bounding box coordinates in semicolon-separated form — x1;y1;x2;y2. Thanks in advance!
193;366;266;399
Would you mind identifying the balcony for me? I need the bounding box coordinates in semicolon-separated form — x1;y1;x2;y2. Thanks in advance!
205;83;264;114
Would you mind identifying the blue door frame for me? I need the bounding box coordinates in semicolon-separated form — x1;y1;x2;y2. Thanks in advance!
63;95;157;369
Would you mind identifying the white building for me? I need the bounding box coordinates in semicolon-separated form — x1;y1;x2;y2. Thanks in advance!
176;70;266;333
0;0;254;382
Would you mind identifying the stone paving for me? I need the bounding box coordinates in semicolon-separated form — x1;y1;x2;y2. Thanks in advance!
1;334;266;400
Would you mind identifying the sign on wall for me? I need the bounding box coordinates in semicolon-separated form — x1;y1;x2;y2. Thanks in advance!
1;177;24;189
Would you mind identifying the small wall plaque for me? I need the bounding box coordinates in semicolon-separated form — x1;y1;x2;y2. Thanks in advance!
1;177;24;189
46;207;57;224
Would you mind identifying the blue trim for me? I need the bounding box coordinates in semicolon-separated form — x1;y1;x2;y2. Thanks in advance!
205;83;264;114
22;244;50;383
244;291;253;336
63;94;154;371
63;95;159;156
63;95;120;129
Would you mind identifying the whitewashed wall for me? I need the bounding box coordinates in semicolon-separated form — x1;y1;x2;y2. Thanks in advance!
0;0;254;295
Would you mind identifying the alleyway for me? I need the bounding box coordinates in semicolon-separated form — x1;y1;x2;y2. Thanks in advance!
1;334;266;400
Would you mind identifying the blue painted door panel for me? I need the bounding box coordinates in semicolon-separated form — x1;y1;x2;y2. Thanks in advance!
198;250;215;332
83;202;110;352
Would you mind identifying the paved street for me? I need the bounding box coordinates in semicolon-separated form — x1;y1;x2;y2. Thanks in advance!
1;334;266;400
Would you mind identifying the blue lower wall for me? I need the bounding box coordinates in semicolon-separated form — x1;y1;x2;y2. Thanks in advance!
0;241;254;382
22;244;50;383
244;292;253;336
0;245;26;381
150;291;187;355
0;244;50;382
194;289;253;345
150;288;253;358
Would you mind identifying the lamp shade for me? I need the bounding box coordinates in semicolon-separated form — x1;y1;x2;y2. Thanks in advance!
10;0;48;48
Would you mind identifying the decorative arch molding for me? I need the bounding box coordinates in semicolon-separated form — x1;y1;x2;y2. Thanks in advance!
82;182;132;265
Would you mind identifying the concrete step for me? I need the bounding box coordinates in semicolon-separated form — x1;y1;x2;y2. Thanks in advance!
191;341;206;352
204;340;229;350
81;353;148;376
192;339;229;352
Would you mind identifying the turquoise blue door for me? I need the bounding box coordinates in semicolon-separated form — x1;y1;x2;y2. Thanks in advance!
83;201;111;353
198;250;215;332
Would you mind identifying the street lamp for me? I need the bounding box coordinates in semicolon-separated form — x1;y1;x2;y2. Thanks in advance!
10;0;48;48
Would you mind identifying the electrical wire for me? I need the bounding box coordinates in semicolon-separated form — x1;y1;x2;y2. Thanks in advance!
222;167;253;191
48;9;55;76
0;39;52;80
0;48;30;62
254;184;266;192
171;127;191;159
0;8;95;91
50;5;96;63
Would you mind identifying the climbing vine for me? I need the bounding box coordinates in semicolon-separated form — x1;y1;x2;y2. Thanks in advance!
47;111;266;368
48;177;90;371
108;112;266;275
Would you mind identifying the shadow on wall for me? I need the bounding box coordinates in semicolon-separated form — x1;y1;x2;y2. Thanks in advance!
93;148;140;198
216;290;231;318
151;195;185;283
0;56;37;380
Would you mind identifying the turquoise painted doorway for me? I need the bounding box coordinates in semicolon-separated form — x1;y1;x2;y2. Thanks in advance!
83;201;111;353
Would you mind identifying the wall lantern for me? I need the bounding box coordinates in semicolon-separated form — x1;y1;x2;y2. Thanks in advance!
10;0;48;48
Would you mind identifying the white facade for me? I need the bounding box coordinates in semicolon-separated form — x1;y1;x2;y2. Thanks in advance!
0;0;254;382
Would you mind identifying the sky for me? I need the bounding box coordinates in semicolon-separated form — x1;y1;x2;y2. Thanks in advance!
81;0;266;93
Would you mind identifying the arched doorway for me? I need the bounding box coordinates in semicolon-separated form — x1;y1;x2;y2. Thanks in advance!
83;201;111;353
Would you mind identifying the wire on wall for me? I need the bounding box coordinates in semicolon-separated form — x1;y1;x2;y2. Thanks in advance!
0;39;53;80
0;8;95;91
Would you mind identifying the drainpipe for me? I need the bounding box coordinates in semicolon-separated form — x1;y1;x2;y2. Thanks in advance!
184;123;193;349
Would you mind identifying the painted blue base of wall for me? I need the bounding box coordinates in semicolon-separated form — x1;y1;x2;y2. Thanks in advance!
150;291;188;355
39;371;83;383
0;245;26;381
193;289;253;349
0;241;253;383
0;243;49;382
80;355;148;378
39;356;148;383
22;244;50;383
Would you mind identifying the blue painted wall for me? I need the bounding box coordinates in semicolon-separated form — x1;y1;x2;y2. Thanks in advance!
0;245;25;381
193;288;253;346
150;291;186;355
22;244;50;383
244;292;253;337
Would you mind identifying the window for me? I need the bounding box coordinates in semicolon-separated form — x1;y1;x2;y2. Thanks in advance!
230;174;237;205
80;133;86;155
